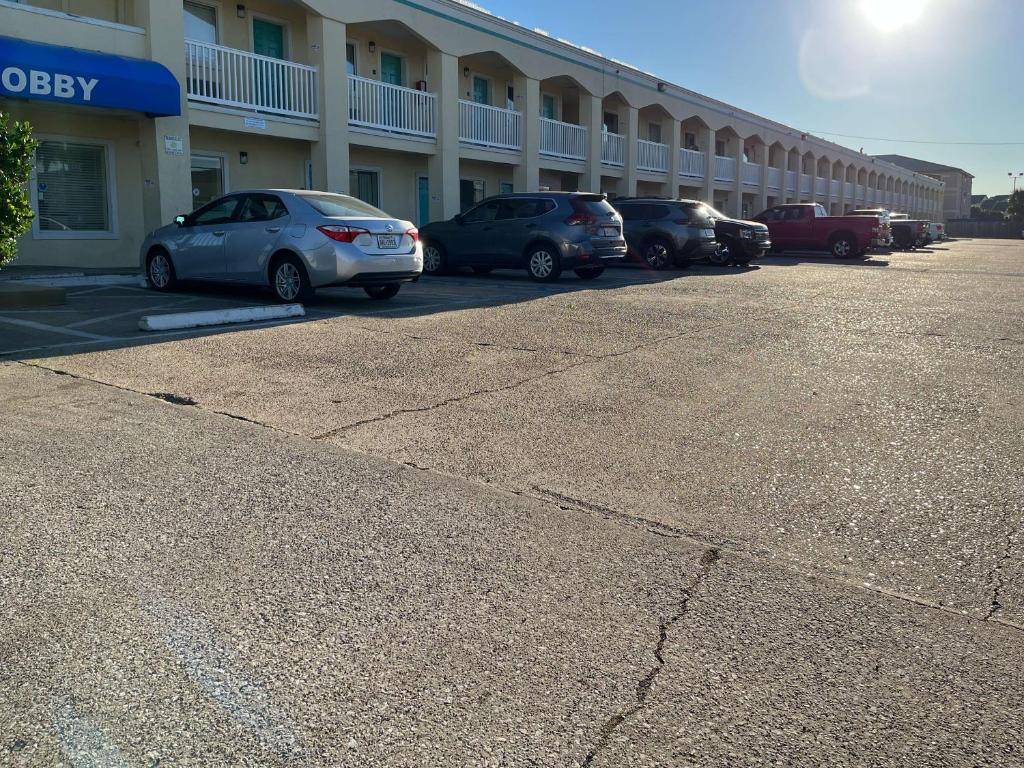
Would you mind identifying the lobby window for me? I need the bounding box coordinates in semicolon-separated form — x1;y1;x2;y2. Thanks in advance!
33;139;114;238
350;169;380;207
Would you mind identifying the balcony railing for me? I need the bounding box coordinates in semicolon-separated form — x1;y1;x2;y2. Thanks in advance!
799;174;811;195
679;148;704;179
539;117;586;161
602;131;625;166
742;161;761;186
767;167;782;190
844;181;854;198
713;155;736;182
348;75;436;139
815;177;827;196
459;100;521;151
829;179;840;198
185;39;318;120
637;139;668;172
785;170;797;193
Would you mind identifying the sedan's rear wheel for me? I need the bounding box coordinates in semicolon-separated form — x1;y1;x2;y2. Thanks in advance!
527;247;561;282
272;256;312;302
422;242;447;275
364;284;401;300
147;250;177;291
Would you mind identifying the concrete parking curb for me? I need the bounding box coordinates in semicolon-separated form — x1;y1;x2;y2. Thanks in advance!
138;304;305;332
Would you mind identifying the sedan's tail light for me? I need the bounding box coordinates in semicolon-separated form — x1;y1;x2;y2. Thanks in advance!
318;225;370;243
405;227;420;242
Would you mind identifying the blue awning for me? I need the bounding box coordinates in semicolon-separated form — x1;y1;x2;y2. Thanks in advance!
0;35;180;117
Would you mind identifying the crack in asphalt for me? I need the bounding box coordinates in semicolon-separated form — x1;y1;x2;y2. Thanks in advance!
984;531;1017;621
353;324;596;359
581;548;721;768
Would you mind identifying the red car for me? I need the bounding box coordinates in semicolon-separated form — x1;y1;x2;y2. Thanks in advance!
754;203;890;259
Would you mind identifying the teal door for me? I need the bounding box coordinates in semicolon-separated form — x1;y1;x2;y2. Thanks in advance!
380;53;403;86
472;76;491;105
253;19;285;58
417;176;430;225
253;19;285;107
541;94;556;120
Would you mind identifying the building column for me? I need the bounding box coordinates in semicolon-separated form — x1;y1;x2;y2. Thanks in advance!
136;0;193;236
701;127;715;205
619;105;639;197
513;74;540;193
427;50;460;221
307;15;349;193
838;165;847;214
759;146;770;212
732;139;744;217
665;118;681;199
581;94;603;194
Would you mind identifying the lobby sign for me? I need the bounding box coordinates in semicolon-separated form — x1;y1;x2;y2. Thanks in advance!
0;35;180;116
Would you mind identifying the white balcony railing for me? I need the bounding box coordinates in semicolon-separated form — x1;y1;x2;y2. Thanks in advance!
855;184;865;200
829;179;840;198
742;161;761;186
637;139;668;172
815;177;827;196
680;148;704;179
602;131;625;166
714;155;736;182
785;170;797;192
844;181;854;198
185;39;318;120
539;117;587;161
348;75;436;139
458;100;521;150
800;174;811;195
767;167;782;190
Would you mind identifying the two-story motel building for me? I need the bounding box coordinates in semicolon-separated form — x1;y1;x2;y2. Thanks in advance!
0;0;946;270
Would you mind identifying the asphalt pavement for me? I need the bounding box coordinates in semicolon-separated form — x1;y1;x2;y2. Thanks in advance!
2;240;1022;766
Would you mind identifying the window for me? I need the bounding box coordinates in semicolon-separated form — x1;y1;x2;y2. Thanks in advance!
814;204;828;218
462;200;500;223
346;43;356;76
499;181;514;195
191;153;227;209
715;139;726;157
299;192;387;218
460;179;485;212
184;1;217;43
684;132;698;151
239;194;288;222
603;112;619;134
349;169;380;207
33;139;113;237
499;198;554;220
648;123;662;144
191;196;242;225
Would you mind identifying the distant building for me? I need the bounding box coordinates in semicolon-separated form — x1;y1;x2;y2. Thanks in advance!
873;154;974;221
980;195;1010;214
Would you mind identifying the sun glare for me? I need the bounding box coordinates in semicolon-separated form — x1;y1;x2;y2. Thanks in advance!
860;0;929;32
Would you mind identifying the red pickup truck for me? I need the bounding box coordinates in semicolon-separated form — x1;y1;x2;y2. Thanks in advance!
754;203;890;259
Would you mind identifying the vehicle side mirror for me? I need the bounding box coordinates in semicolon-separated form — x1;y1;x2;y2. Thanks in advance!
174;214;187;227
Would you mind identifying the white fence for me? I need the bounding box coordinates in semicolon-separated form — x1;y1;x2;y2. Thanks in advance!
800;174;811;195
680;148;704;179
602;131;625;166
815;177;827;196
767;167;782;190
637;139;668;172
539;117;587;161
714;155;736;182
742;161;761;186
458;100;521;150
829;179;840;198
785;170;797;193
348;75;436;138
185;39;318;119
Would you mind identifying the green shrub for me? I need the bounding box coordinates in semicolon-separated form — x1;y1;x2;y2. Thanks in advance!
0;114;38;268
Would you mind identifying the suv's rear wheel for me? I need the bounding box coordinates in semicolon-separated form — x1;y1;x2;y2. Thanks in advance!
526;246;561;282
642;238;674;270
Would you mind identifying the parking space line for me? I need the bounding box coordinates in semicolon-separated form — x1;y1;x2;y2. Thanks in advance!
66;298;202;329
0;315;114;341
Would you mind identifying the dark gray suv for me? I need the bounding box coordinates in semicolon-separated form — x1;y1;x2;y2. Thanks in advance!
612;198;719;269
420;192;626;281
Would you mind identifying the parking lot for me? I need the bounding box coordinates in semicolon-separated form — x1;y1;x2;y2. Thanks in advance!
2;239;1023;766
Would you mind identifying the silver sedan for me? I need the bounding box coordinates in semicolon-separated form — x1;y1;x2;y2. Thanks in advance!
141;190;423;302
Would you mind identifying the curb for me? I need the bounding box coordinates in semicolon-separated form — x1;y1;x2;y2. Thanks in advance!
139;304;305;332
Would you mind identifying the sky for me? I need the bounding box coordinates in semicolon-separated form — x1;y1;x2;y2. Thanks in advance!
467;0;1023;197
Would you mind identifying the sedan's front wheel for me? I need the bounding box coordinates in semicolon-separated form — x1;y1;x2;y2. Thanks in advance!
364;284;401;300
271;256;313;302
147;250;177;291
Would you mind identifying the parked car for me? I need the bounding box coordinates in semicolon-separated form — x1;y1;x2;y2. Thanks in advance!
927;222;946;242
889;213;930;249
754;203;889;258
610;198;717;269
420;192;626;281
695;203;771;266
848;208;894;247
143;190;422;302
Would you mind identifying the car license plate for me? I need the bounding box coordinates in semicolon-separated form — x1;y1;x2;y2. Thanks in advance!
702;229;715;238
376;235;399;249
598;227;618;238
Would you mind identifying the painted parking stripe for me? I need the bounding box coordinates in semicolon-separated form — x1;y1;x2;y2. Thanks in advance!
0;315;113;341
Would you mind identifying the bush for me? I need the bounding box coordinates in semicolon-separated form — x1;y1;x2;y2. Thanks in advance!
0;114;38;268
